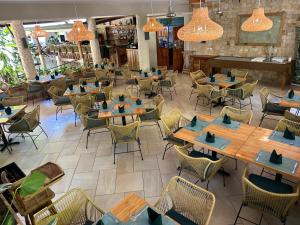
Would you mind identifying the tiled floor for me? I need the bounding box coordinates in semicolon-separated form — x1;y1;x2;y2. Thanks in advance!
1;75;300;225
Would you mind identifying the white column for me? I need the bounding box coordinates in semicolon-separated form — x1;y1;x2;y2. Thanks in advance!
88;18;102;66
11;21;36;80
136;14;150;71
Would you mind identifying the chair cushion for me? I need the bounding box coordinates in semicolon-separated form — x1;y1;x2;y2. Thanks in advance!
188;150;219;161
139;108;159;121
28;85;44;93
166;209;197;225
248;174;293;194
166;134;186;146
55;96;71;105
264;103;287;114
96;93;106;102
86;118;106;130
8;119;30;133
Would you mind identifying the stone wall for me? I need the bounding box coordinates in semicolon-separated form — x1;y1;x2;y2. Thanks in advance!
189;0;300;84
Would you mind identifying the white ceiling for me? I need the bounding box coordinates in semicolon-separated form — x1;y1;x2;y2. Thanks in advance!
0;0;186;3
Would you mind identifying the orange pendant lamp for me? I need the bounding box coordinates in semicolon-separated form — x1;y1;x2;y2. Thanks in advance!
31;25;48;39
177;1;223;42
143;0;164;32
67;20;95;42
241;0;273;32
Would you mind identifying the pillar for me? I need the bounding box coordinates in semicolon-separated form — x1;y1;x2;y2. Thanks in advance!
136;15;150;71
10;21;36;80
88;18;102;66
36;39;47;71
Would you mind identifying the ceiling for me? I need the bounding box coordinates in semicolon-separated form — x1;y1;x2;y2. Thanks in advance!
0;0;187;3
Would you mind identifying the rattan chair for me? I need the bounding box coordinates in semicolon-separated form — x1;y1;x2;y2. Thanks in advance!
96;83;113;102
139;94;165;137
220;106;253;124
48;77;67;92
259;87;287;126
34;189;105;225
189;70;206;100
70;94;95;126
275;118;300;136
1;96;24;106
175;146;227;189
138;78;153;97
24;82;45;105
75;103;108;149
284;110;300;123
5;105;48;150
157;66;168;75
47;86;71;120
159;71;178;100
79;77;97;84
231;69;248;79
154;176;215;225
160;108;192;159
234;167;299;225
95;69;108;81
108;121;143;164
226;80;258;109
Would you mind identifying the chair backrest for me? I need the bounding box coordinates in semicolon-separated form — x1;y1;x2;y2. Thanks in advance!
284;110;300;123
259;87;270;110
190;70;206;81
231;69;248;79
160;108;182;136
102;84;113;100
70;94;94;109
275;118;300;136
47;86;63;102
153;94;165;117
220;106;253;124
157;66;168;75
138;79;152;91
95;69;108;80
241;80;258;98
109;121;140;143
49;77;66;91
79;77;97;84
196;83;215;98
23;105;40;130
155;176;215;225
242;167;299;221
1;96;24;106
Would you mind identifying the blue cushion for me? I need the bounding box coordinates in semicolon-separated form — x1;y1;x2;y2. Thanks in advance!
249;174;293;194
166;209;197;225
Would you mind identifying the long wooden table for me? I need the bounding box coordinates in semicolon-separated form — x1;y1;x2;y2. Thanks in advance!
208;56;292;90
197;73;246;89
174;114;300;181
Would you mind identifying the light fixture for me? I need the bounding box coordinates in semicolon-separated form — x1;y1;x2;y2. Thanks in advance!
31;25;48;39
177;1;223;42
241;0;273;32
143;0;164;32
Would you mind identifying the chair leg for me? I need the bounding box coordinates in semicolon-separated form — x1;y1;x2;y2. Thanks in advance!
178;167;182;176
162;143;172;160
209;102;213;115
156;121;164;138
39;125;48;138
189;89;194;100
28;134;38;150
259;114;265;127
249;97;253;110
233;203;243;225
206;180;209;190
113;142;117;164
194;98;199;110
235;159;238;170
74;113;77;127
86;130;90;149
137;138;143;160
55;107;59;120
260;168;265;176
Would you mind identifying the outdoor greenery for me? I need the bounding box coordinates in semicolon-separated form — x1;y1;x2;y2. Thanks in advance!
0;26;26;86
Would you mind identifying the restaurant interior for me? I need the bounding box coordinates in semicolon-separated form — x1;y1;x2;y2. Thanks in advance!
0;0;300;225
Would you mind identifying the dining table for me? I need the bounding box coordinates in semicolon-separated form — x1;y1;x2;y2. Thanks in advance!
30;74;65;84
278;90;300;110
0;105;27;152
63;82;102;97
197;73;246;89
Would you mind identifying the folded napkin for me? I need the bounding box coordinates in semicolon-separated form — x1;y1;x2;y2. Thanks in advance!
68;85;73;91
119;95;125;102
5;106;12;115
138;69;142;75
206;131;215;143
283;127;295;140
157;70;161;75
151;67;156;73
0;104;5;110
223;114;231;124
148;207;162;225
101;64;105;69
80;86;86;93
288;89;295;99
54;70;59;76
102;100;108;109
95;64;99;68
50;75;55;80
269;149;282;164
136;98;142;105
144;72;149;77
210;76;215;83
82;80;87;86
95;80;100;87
227;71;232;77
230;75;236;82
35;75;40;80
118;105;125;113
191;116;197;127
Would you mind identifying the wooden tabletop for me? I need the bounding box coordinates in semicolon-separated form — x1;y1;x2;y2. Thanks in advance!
0;105;26;124
198;73;246;89
279;91;300;108
64;83;101;96
30;74;65;84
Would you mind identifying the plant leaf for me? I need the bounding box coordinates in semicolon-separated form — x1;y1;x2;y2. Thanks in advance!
47;218;58;225
19;171;46;197
3;213;15;225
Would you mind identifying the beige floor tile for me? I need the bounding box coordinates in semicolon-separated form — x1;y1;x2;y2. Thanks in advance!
56;154;80;169
134;155;159;171
94;193;125;212
40;153;60;165
117;153;134;174
93;156;117;171
142;170;162;197
115;172;143;193
76;153;96;173
96;169;116;195
70;171;99;190
52;169;74;194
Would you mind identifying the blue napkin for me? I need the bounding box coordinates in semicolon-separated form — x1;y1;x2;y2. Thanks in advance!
185;120;209;132
195;133;231;150
113;109;132;115
269;131;300;147
212;117;240;130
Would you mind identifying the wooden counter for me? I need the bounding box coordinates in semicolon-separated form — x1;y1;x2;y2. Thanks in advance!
127;49;139;71
190;55;217;75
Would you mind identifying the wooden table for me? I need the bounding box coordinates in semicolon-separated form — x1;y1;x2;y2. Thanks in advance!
63;83;101;96
30;74;65;84
0;105;27;152
279;90;300;108
208;56;292;90
198;73;246;89
236;127;300;180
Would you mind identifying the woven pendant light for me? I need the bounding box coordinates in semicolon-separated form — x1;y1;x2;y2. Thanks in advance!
241;0;273;32
31;25;48;39
143;0;164;32
67;20;95;42
177;6;223;42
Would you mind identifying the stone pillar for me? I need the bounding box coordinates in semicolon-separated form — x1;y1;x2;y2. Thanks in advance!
88;18;102;66
36;39;47;71
136;15;150;71
10;21;36;80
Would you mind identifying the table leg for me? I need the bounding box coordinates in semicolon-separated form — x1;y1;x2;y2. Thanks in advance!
0;126;20;152
275;173;283;182
212;150;230;176
122;116;127;126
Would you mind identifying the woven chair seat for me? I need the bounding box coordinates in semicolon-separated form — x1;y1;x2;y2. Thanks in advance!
55;96;71;106
166;209;198;225
263;103;287;114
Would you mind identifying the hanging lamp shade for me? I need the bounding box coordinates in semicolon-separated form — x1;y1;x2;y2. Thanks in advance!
241;7;273;32
31;25;48;39
177;7;223;42
143;17;164;32
67;20;95;42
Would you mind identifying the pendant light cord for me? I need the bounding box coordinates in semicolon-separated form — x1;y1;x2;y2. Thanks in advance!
151;0;153;14
73;1;78;19
258;0;261;7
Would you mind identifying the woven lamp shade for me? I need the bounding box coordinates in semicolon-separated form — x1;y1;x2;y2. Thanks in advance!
177;7;223;42
67;21;95;42
143;17;164;32
31;25;48;39
241;7;273;32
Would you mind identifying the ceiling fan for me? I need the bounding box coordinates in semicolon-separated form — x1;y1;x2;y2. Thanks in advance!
146;0;180;18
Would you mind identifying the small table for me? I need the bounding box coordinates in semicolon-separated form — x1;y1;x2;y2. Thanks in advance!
30;74;65;84
63;83;102;96
197;73;246;89
0;105;27;152
279;90;300;109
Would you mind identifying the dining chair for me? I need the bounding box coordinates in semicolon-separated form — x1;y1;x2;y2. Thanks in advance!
225;80;258;109
70;94;95;126
79;77;97;84
155;176;215;225
175;146;227;189
284;110;300;123
275;118;300;136
95;69;108;81
138;78;153;97
48;77;67;92
157;66;168;75
189;70;206;100
139;94;165;137
234;167;299;225
231;69;248;79
220;106;253;124
160;108;192;160
23;82;45;106
108;121;143;164
34;189;105;225
5;105;48;150
159;71;178;100
1;96;24;106
75;103;108;149
47;86;71;120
